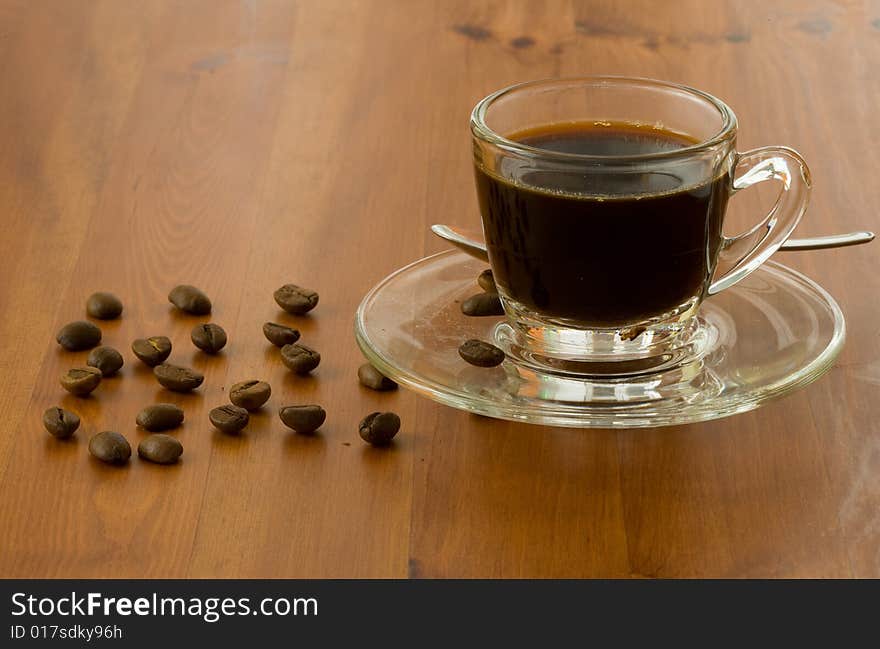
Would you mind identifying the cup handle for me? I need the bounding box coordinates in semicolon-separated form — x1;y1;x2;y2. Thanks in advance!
707;146;812;295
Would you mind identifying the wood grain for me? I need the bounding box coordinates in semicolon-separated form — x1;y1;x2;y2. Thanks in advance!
0;0;877;578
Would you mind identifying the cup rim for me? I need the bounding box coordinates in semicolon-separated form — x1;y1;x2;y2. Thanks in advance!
470;75;737;162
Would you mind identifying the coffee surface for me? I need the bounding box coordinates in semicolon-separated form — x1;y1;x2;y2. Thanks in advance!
515;121;695;156
475;121;729;325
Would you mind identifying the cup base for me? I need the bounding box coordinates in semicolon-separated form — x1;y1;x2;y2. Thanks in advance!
495;297;710;378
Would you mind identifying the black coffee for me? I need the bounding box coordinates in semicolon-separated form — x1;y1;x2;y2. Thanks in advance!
475;121;729;326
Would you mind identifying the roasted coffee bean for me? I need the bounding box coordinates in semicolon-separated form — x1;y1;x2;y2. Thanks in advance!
89;431;131;465
458;339;505;367
154;364;204;392
358;411;400;446
229;380;271;411
56;320;102;351
86;292;123;319
278;405;325;434
132;336;172;367
136;403;184;432
191;323;227;354
209;404;249;434
42;407;80;439
60;366;102;396
87;346;124;377
280;343;321;374
138;434;183;465
477;268;496;293
357;363;398;391
461;292;504;317
168;284;212;315
262;322;300;347
274;284;319;315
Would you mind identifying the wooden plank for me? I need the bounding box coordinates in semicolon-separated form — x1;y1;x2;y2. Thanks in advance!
0;0;876;578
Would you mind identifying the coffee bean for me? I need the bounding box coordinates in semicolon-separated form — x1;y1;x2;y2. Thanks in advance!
278;405;326;434
461;292;504;316
88;431;131;465
209;404;249;434
358;411;400;446
280;343;320;374
458;339;505;367
477;268;496;293
138;434;183;465
56;321;102;351
274;284;319;315
87;346;124;377
132;336;172;367
42;406;80;439
357;363;398;391
60;366;102;396
618;325;647;342
168;284;212;315
229;380;271;411
154;364;204;392
191;323;227;354
86;292;123;319
136;403;184;432
262;322;300;347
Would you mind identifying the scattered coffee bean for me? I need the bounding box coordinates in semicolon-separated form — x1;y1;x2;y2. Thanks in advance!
279;405;326;434
86;292;123;319
357;363;398;391
60;366;102;396
55;321;102;351
168;284;212;315
154;364;204;392
87;346;124;377
88;431;131;465
229;380;271;411
191;323;227;354
280;343;321;374
274;284;319;315
138;434;183;465
618;325;647;342
358;411;400;446
461;292;504;317
262;322;300;347
209;404;249;434
132;336;172;367
477;268;496;293
136;403;184;432
42;407;80;439
458;339;505;367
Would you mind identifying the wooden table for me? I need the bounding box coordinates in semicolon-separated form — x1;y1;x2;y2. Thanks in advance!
0;0;876;579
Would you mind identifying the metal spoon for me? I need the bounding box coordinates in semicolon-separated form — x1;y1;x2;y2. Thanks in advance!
431;224;874;263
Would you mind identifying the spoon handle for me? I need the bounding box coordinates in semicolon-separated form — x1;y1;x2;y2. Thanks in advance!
778;231;874;250
431;224;489;261
431;224;873;261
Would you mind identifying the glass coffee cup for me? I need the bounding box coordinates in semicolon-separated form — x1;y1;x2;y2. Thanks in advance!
471;76;810;376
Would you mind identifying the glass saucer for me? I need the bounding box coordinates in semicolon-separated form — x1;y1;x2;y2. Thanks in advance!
354;250;845;428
